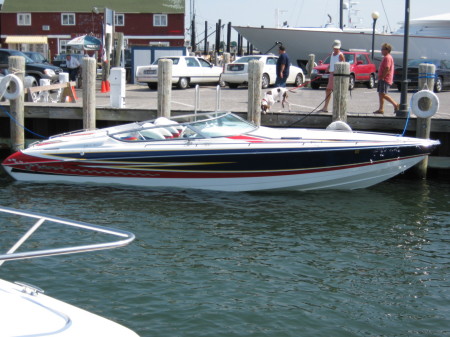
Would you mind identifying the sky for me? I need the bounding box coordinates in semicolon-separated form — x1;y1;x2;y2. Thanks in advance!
187;0;449;42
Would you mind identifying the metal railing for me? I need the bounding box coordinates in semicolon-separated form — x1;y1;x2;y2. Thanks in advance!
194;84;222;113
0;206;135;266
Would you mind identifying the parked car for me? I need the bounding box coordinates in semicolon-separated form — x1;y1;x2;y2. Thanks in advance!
135;56;224;90
394;58;450;93
221;55;305;89
23;51;49;64
310;51;377;90
0;48;62;82
52;53;85;72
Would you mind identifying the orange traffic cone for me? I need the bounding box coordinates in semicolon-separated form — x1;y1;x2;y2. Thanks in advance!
106;80;110;92
101;81;108;93
71;86;78;100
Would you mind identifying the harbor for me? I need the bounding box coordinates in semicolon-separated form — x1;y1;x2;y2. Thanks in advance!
0;1;449;336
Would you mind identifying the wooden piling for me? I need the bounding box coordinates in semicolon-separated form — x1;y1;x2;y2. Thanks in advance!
114;32;124;68
307;54;315;87
333;62;350;122
102;33;112;85
248;60;263;126
223;52;231;65
82;57;97;130
9;56;25;151
415;63;436;178
157;59;172;118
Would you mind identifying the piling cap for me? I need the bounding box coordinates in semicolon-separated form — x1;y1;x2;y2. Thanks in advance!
332;40;341;49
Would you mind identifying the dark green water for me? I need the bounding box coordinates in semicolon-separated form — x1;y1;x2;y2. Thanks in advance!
0;175;449;337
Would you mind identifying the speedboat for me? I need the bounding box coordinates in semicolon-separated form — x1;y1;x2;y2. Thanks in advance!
0;206;138;336
2;112;439;191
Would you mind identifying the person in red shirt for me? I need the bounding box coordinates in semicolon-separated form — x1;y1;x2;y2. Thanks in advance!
374;43;399;114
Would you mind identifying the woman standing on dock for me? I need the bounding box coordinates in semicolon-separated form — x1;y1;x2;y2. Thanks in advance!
374;43;399;114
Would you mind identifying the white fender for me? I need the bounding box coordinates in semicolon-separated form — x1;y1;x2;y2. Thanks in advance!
326;121;353;132
410;90;439;118
0;74;23;100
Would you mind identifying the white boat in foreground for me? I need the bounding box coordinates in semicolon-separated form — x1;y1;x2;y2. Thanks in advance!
0;206;138;337
2;112;440;191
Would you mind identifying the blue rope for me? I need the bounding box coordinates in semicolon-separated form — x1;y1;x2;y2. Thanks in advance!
418;72;436;79
399;96;414;137
0;104;46;139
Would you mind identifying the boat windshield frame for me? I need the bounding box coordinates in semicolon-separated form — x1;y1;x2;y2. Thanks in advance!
108;112;258;142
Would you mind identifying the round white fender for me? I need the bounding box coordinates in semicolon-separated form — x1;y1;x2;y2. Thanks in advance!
410;90;439;118
0;74;23;100
326;121;353;132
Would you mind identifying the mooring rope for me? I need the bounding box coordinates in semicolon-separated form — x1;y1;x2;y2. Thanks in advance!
0;104;46;139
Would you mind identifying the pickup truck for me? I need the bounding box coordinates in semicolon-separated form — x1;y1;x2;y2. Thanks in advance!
310;51;377;90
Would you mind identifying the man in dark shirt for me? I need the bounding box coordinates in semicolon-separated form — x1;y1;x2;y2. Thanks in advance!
276;45;290;87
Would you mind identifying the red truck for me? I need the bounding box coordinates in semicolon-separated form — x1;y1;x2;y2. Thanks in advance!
310;51;377;90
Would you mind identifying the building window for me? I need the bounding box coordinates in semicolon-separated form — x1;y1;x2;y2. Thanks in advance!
115;14;125;26
17;13;31;26
61;13;76;26
149;41;170;47
153;14;167;27
60;40;69;53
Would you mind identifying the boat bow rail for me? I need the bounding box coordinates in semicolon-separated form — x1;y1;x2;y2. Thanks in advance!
0;206;135;265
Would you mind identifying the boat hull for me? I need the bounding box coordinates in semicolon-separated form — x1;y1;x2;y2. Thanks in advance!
234;26;450;66
2;143;436;192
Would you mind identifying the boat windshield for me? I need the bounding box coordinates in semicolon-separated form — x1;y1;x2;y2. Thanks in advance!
109;112;257;141
183;112;256;138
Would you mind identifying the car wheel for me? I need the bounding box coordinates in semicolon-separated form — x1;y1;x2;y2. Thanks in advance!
178;77;189;89
294;73;304;87
148;83;157;90
311;82;321;89
367;74;375;89
228;83;239;89
434;76;443;93
348;74;355;90
261;73;270;89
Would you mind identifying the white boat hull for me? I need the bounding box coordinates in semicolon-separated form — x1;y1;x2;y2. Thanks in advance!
2;154;426;192
234;26;450;66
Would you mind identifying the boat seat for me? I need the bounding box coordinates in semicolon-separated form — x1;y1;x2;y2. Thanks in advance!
140;123;166;140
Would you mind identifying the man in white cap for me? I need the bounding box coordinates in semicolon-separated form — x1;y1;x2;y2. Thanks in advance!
320;40;345;112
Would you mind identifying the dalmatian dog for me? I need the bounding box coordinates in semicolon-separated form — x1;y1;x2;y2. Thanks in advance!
275;87;290;111
261;90;275;113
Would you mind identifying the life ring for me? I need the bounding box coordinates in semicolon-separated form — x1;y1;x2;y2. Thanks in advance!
326;120;353;132
0;74;23;100
410;90;439;118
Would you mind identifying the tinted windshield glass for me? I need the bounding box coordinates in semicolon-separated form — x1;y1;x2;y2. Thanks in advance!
152;57;180;65
234;56;262;63
322;54;355;64
9;50;34;63
407;59;439;67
